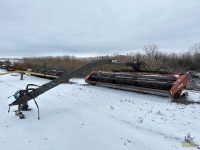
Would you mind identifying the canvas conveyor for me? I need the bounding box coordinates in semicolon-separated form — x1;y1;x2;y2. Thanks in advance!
85;71;188;98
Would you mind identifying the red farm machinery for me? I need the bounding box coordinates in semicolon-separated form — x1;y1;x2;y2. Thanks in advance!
85;71;188;98
7;59;188;119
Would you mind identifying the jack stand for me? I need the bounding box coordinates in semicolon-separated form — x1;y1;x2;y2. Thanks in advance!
15;110;25;119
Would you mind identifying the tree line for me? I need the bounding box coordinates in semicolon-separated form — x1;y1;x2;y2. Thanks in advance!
18;43;200;76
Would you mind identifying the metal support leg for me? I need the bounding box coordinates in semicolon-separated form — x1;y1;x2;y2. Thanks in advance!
20;73;23;80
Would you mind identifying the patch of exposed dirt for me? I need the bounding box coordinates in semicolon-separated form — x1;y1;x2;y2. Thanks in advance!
187;71;200;91
171;97;200;105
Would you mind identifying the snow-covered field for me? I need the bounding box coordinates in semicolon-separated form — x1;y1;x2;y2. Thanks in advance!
0;69;200;150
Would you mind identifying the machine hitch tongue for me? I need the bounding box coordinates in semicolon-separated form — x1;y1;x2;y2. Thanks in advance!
8;84;40;119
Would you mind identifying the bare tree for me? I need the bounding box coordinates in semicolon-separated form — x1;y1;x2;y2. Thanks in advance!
189;43;200;70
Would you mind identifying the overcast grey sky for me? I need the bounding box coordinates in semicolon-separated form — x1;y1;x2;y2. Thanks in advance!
0;0;200;58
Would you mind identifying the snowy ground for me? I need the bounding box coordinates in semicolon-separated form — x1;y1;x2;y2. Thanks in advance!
0;69;200;150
